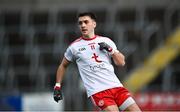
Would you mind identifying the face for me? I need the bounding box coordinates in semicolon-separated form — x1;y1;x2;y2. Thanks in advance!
78;16;96;37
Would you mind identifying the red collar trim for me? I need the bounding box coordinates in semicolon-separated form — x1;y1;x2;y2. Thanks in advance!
81;35;97;41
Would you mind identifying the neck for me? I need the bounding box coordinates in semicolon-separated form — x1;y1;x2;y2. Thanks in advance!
83;34;95;39
81;34;96;40
83;32;95;39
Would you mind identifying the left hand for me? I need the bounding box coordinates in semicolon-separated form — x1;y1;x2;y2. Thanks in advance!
98;42;113;52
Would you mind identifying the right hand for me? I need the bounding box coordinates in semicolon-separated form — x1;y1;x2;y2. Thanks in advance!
53;85;63;102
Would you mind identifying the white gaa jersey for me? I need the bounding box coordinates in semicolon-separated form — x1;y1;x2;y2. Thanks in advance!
64;35;123;97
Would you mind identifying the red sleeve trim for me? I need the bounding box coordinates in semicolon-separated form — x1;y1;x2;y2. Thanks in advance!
70;37;82;45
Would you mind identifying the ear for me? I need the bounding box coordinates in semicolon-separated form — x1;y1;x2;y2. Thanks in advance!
93;21;96;28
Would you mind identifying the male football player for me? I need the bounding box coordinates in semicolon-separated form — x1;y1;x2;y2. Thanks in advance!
53;12;141;111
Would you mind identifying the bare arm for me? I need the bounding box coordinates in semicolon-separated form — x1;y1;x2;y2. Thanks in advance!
98;42;125;66
56;57;71;83
111;50;125;66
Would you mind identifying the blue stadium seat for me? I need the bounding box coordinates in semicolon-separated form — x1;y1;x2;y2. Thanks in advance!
4;31;26;48
115;9;136;24
2;11;21;29
28;11;49;29
57;10;78;25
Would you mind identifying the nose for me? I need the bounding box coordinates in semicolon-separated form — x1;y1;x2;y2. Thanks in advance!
81;22;86;28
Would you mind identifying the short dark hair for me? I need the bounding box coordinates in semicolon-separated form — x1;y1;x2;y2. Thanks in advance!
77;12;97;21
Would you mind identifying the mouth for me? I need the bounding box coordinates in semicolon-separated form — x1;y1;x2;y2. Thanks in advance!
81;29;88;33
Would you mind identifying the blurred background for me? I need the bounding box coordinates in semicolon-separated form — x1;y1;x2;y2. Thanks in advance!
0;0;180;111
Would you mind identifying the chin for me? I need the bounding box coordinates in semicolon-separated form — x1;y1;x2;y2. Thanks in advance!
82;34;88;37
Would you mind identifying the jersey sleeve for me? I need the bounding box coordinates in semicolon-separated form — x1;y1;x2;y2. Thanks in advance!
64;46;74;62
106;38;117;50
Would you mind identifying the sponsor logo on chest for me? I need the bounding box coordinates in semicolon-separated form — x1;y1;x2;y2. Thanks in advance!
78;47;86;51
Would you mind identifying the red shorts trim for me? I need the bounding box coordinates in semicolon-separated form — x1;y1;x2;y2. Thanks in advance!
90;87;131;110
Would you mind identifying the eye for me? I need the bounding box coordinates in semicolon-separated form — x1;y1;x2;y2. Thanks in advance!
78;21;82;25
84;20;89;24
